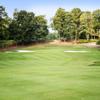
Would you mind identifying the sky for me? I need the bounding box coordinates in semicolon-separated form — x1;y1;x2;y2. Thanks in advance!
0;0;100;27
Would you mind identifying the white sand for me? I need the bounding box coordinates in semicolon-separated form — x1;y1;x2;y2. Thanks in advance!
6;50;88;53
5;50;35;53
16;50;35;53
64;50;88;53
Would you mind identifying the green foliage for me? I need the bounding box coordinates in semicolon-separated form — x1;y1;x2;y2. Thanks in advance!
96;40;100;45
52;8;76;41
71;8;82;25
52;8;67;38
52;8;100;41
0;6;10;40
93;9;100;30
78;39;98;43
46;33;59;40
9;10;35;44
80;12;94;40
0;5;100;47
93;9;100;39
33;16;49;41
78;39;89;43
71;8;82;41
9;10;48;44
0;40;16;48
52;8;83;41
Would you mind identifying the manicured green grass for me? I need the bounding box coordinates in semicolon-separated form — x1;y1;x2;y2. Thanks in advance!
0;44;100;100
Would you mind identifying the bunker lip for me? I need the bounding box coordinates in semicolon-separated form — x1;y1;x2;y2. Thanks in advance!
64;50;88;53
5;50;35;53
16;50;35;52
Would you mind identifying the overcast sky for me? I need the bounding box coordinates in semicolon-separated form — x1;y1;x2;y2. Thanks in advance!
0;0;100;26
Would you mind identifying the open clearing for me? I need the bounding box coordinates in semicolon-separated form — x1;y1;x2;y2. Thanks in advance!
0;44;100;100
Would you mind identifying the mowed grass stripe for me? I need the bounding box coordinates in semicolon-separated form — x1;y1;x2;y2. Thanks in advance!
0;45;100;100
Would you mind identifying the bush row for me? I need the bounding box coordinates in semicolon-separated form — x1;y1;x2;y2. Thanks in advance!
0;40;16;48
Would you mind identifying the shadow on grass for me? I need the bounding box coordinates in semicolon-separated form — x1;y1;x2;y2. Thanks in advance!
89;61;100;66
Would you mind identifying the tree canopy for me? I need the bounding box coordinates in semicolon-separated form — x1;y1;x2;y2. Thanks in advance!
0;5;100;47
52;8;100;41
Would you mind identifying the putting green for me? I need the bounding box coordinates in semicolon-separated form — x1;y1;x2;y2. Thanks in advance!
0;45;100;100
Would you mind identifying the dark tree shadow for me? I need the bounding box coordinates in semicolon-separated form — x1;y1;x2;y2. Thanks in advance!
89;61;100;66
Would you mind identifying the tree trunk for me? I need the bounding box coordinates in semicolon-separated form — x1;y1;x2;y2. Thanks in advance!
86;34;89;41
75;30;78;43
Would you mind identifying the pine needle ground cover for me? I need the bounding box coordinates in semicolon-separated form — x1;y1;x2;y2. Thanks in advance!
0;45;100;100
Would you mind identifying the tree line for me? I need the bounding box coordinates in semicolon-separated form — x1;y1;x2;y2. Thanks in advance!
0;5;48;47
0;5;100;47
52;8;100;41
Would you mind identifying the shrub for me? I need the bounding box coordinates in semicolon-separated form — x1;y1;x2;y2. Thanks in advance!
78;39;89;43
78;39;98;43
0;40;16;48
46;33;59;41
96;40;100;45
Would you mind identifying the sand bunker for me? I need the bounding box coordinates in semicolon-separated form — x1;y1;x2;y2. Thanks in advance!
16;50;35;53
64;50;88;53
5;50;35;53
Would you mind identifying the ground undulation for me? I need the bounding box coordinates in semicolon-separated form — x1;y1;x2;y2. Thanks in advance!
0;44;100;100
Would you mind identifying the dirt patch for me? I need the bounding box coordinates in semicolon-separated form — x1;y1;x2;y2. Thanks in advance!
80;42;100;48
49;40;75;45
